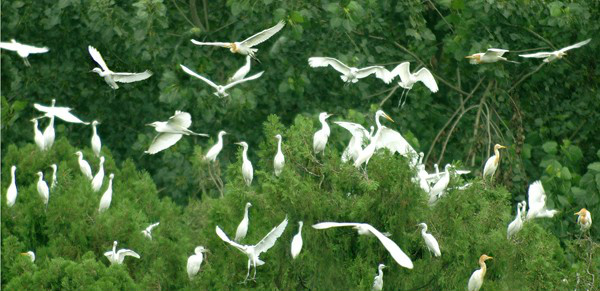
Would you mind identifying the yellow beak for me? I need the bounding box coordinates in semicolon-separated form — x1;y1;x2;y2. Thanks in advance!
383;113;395;123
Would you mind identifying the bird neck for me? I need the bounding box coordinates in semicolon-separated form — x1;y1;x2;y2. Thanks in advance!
244;205;250;217
108;178;113;189
241;146;249;162
277;138;282;153
92;125;97;135
11;168;16;179
320;119;330;133
494;147;501;164
217;134;224;145
479;259;487;277
378;267;384;278
420;225;428;234
298;224;303;234
375;114;382;130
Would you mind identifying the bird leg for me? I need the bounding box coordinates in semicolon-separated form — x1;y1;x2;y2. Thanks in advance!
252;260;257;280
397;89;407;108
23;58;31;67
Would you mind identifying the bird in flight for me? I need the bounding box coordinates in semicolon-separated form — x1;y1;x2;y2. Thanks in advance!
180;64;264;98
88;46;153;89
308;57;392;84
388;62;438;107
0;39;48;66
519;39;591;63
145;111;208;154
465;49;518;64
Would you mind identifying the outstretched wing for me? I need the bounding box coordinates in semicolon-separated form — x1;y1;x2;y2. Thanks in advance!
215;225;246;253
519;52;552;59
484;48;508;58
145;133;183;154
389;62;411;84
355;66;392;83
146;222;160;232
559;38;591;52
376;127;417;156
364;224;413;269
88;46;110;71
22;44;49;54
180;64;220;89
168;111;192;128
312;222;362;229
255;216;288;255
0;42;19;51
335;121;370;144
527;180;545;212
190;40;232;48
308;57;351;75
112;71;153;83
414;68;438;92
229;56;252;83
241;20;285;48
223;71;264;90
118;249;141;259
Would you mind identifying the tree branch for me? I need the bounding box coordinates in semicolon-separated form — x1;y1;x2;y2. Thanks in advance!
189;0;206;31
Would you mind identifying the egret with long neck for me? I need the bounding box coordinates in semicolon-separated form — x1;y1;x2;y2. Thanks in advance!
235;202;253;242
354;110;394;169
274;134;285;177
313;112;333;155
236;142;253;186
468;254;493;291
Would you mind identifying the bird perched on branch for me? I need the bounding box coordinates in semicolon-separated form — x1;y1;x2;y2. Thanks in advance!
468;254;493;291
482;144;507;181
575;208;592;232
104;241;140;265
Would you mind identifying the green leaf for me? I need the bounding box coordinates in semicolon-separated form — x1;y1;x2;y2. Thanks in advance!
290;11;304;23
560;167;572;180
542;141;558;154
451;0;465;10
588;162;600;173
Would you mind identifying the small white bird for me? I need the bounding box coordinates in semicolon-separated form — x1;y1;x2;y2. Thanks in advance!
145;111;208;154
98;173;114;213
335;121;371;163
50;164;58;190
88;46;152;89
20;251;36;262
235;142;254;186
389;62;438;107
141;222;160;240
36;172;49;208
91;156;105;192
191;20;285;60
313;112;333;155
75;151;94;180
205;131;227;162
42;115;55;151
482;144;507;181
180;64;264;98
91;120;102;157
575;208;592;232
507;202;524;239
465;49;518;64
0;39;48;66
187;246;209;279
273;134;285;177
31;118;45;151
468;254;493;291
428;164;451;205
6;165;17;207
228;56;252;83
417;223;441;257
372;264;386;291
519;39;591;63
235;202;253;242
526;181;559;220
308;57;392;84
290;221;303;259
354;110;395;169
34;99;89;124
104;241;140;265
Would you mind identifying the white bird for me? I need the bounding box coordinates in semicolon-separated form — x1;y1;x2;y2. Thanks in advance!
91;120;102;157
180;64;264;98
415;164;432;193
215;216;288;281
465;49;518;64
235;202;253;242
34;99;89;124
36;172;49;208
42;115;55;151
98;173;114;213
308;57;392;84
191;20;285;60
145;111;208;154
20;251;36;262
519;39;591;63
31;118;45;151
229;56;252;83
526;181;559;220
482;144;507;180
75;151;94;180
235;142;254;186
520;201;527;220
428;164;451;205
468;254;493;291
104;241;140;265
273;134;285;177
507;202;524;239
312;222;413;269
91;156;105;192
50;164;57;190
575;208;592;232
205;131;227;162
0;39;48;66
313;112;333;155
88;46;152;89
372;264;386;291
187;246;209;279
389;62;438;107
354;110;395;169
417;223;441;257
335;121;371;163
6;165;17;207
141;222;160;240
290;221;303;259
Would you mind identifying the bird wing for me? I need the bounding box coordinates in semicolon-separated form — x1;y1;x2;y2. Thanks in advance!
215;225;246;253
518;52;552;58
223;71;264;90
0;42;19;51
559;38;591;52
88;46;110;71
414;68;439;92
103;251;114;257
190;40;232;47
335;122;370;141
146;222;160;232
527;180;546;211
23;44;49;54
118;249;140;259
145;133;183;154
228;56;252;83
312;222;362;229
112;71;153;83
54;110;88;124
454;170;471;175
255;216;289;255
240;20;285;47
355;66;392;83
376;127;417;157
33;103;52;113
308;57;351;75
180;64;219;89
364;224;413;269
389;62;410;83
484;48;508;58
168;111;192;128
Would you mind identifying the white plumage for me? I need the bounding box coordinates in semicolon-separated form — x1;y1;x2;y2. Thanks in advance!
145;111;208;154
88;46;152;89
236;142;254;186
205;131;227;162
313;112;333;155
42;115;55;151
465;48;517;64
526;181;558;220
31;118;45;151
104;241;140;265
235;202;252;242
75;151;94;180
180;64;264;98
98;173;114;213
519;39;591;63
6;165;17;207
507;202;524;239
273;134;285;177
354;110;395;169
482;144;506;180
428;164;451;205
290;221;303;259
91;156;105;192
335;121;371;163
372;264;386;291
36;172;49;208
187;246;209;279
308;57;392;84
418;223;441;257
389;62;438;92
575;208;592;232
468;255;493;291
0;39;48;66
141;222;160;240
34;99;89;124
50;164;58;190
91;120;102;157
20;251;36;262
229;56;252;83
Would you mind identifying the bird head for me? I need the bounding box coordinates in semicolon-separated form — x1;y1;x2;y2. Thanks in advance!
146;121;160;128
574;208;588;216
75;151;83;157
275;134;282;140
109;173;115;179
494;144;507;150
218;130;228;137
92;120;100;126
246;202;252;208
416;223;427;229
50;164;57;170
378;264;386;270
480;254;493;262
235;141;248;148
91;68;103;74
298;221;304;227
195;246;209;254
11;165;17;171
100;156;105;163
376;110;394;123
319;112;333;120
465;54;481;61
37;172;43;178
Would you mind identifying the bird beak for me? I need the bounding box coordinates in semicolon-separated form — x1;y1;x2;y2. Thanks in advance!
499;145;507;149
465;55;474;59
326;114;334;118
488;256;494;260
235;142;242;146
383;113;395;123
574;210;582;215
20;252;27;255
145;123;153;126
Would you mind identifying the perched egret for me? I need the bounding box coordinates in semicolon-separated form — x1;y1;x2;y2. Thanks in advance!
91;120;102;157
0;39;48;66
519;39;591;63
308;57;392;84
417;223;441;257
50;164;57;190
42;115;55;151
215;216;288;281
235;202;253;242
273;134;285;177
428;164;451;205
290;221;303;259
141;222;160;240
104;241;140;265
91;156;105;192
191;20;285;60
415;164;432;193
20;251;36;262
75;151;94;180
372;264;386;291
236;142;254;186
313;112;333;155
229;56;252;83
145;111;208;154
575;208;592;232
389;62;438;107
34;99;89;124
335;121;371;162
180;64;264;98
468;254;493;291
205;131;227;162
31;118;45;151
507;202;524;239
526;181;558;220
465;49;518;64
312;222;413;269
354;110;395;169
36;172;49;208
88;46;152;89
6;165;17;207
482;144;507;180
374;129;418;166
187;246;209;279
98;173;114;213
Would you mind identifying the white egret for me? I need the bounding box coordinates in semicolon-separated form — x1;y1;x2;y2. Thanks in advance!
415;164;432;193
525;181;558;220
308;57;392;84
50;164;57;190
468;254;493;291
88;46;152;89
519;39;591;63
34;99;89;124
312;222;413;269
91;120;102;157
235;142;254;186
98;173;114;213
354;110;395;169
482;144;507;180
205;131;227;161
313;112;333;155
507;202;523;239
145;111;208;154
290;221;303;259
235;202;253;242
417;223;441;257
428;164;451;205
575;208;592;232
465;49;518;64
335;121;371;162
273;134;285;177
141;222;160;240
42;115;55;151
180;64;264;98
187;246;209;279
91;156;105;192
6;165;17;207
20;251;36;262
31;118;45;151
36;172;49;208
389;62;438;107
104;241;140;265
191;20;285;60
229;56;252;83
0;39;48;66
372;264;386;291
215;216;288;281
75;151;94;180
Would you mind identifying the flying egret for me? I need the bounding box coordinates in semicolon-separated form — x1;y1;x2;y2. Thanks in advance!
141;222;160;240
6;165;17;207
104;241;140;265
33;99;89;124
36;172;49;208
42;115;55;151
88;46;152;89
191;20;285;60
75;151;93;180
91;120;102;157
388;62;438;107
312;222;413;269
215;216;288;281
482;144;507;181
20;251;36;262
507;202;524;239
31;118;45;151
235;202;253;242
465;49;518;64
313;112;333;155
519;39;591;63
428;164;451;205
335;121;371;163
205;131;227;162
180;64;264;98
354;110;395;169
575;208;592;232
236;142;254;186
145;111;208;154
290;221;303;259
91;156;105;192
274;134;285;177
308;57;392;84
417;223;441;257
229;56;252;83
468;254;493;291
525;181;558;220
98;173;114;213
187;246;209;279
372;264;386;291
50;164;57;190
0;39;48;66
